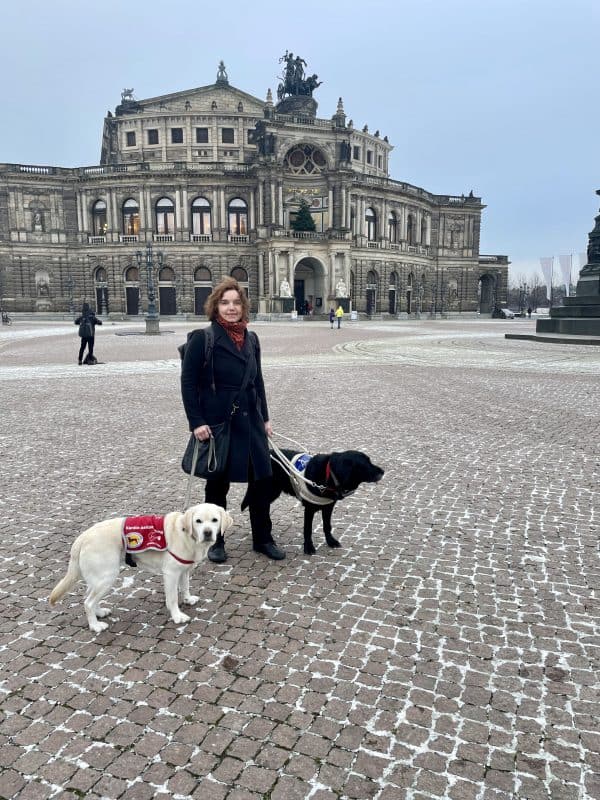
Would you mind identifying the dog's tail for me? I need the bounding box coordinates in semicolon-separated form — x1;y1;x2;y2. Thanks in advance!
49;537;83;605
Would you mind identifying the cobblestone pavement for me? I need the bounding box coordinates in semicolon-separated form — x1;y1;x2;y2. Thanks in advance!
1;317;599;800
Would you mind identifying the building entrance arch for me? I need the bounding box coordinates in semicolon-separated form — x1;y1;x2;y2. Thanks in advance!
293;256;326;314
478;273;496;314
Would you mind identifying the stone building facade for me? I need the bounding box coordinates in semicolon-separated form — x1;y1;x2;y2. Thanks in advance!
0;60;508;317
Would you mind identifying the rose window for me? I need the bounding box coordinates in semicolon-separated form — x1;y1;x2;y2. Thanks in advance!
284;145;327;174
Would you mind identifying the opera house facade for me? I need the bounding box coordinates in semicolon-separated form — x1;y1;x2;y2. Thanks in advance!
0;57;508;318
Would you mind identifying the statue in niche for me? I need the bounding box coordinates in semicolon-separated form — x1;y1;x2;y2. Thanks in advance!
279;279;292;297
32;211;44;231
336;279;348;297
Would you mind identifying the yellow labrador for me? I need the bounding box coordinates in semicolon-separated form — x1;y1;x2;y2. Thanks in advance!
49;504;233;632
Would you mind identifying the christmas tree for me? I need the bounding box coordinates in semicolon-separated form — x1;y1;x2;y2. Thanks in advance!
291;200;316;232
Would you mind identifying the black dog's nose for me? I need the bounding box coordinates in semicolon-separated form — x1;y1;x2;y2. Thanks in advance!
203;529;213;540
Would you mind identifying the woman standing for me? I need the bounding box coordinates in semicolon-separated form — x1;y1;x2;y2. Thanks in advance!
74;302;102;365
180;277;285;562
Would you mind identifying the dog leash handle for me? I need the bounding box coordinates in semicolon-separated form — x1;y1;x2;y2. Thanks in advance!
184;438;200;510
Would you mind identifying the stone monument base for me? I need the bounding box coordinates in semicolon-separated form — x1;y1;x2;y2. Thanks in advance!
536;274;600;336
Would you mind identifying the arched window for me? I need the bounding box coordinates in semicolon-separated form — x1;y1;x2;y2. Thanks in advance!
231;266;249;297
92;200;107;236
367;270;378;285
95;267;107;282
191;197;211;236
159;266;175;281
194;266;211;281
125;266;139;282
388;212;397;243
228;198;248;236
122;199;140;235
407;214;415;245
389;271;398;287
156;197;175;234
366;207;376;241
421;216;428;245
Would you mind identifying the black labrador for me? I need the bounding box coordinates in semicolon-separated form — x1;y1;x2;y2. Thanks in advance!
242;449;384;554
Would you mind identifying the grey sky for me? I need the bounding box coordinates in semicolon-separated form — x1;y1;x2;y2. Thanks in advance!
1;0;597;285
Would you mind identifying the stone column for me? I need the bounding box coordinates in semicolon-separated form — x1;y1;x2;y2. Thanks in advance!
328;187;334;229
219;188;226;233
258;181;264;225
258;251;264;298
278;182;284;226
270;182;276;226
212;189;218;229
138;189;146;232
76;192;83;234
329;252;336;296
341;185;346;230
182;188;189;232
272;250;278;295
174;189;182;234
249;189;255;231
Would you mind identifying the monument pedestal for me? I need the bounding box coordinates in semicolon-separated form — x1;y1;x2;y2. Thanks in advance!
508;194;600;344
145;316;161;335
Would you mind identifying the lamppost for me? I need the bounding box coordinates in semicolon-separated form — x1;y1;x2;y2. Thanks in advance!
136;243;162;335
66;275;75;314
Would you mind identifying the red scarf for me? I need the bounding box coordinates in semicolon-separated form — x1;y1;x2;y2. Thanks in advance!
217;317;247;350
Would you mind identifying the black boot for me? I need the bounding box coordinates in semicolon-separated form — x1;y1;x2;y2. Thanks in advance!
253;538;286;560
125;553;137;568
208;532;228;563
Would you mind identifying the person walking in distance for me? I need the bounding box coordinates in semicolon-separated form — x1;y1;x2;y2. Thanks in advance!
335;304;344;329
74;302;102;365
180;277;285;562
329;307;335;329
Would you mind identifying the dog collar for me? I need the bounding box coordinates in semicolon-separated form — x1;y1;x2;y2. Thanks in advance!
325;461;356;500
168;549;194;565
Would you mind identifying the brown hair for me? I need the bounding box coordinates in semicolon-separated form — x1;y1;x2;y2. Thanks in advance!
204;277;250;322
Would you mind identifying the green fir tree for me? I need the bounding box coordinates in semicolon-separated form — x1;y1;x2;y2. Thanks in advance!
291;200;316;232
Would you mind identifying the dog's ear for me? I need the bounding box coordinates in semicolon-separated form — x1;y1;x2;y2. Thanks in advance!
220;508;234;534
181;508;194;537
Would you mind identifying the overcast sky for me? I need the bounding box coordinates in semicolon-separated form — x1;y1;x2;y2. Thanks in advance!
1;0;597;284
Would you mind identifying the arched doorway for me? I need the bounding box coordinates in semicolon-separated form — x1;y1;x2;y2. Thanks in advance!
94;266;109;314
194;266;212;315
366;270;378;315
478;274;495;314
293;257;326;315
389;271;398;314
124;266;140;315
158;266;176;315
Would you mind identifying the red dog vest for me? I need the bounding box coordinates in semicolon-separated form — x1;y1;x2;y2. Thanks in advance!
123;515;167;553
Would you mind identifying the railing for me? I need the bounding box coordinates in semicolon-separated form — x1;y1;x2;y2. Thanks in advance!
367;241;380;249
153;234;174;242
228;234;249;243
120;234;139;243
88;235;106;244
18;164;57;175
190;233;212;242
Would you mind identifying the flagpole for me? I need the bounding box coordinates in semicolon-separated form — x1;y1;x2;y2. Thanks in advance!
549;257;554;308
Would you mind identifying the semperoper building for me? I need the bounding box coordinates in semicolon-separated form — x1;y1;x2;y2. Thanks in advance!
0;56;508;318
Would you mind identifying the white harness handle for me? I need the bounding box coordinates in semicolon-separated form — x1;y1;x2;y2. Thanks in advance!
269;438;335;506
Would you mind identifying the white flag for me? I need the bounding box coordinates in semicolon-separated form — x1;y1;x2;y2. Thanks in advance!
540;257;553;301
558;255;572;296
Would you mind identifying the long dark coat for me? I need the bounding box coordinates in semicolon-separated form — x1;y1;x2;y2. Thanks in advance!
180;321;272;482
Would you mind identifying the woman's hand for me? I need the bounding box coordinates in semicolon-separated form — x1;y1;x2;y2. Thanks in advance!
193;424;212;441
264;421;273;438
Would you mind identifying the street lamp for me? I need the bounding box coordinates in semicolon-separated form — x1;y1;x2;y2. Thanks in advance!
136;243;163;335
66;275;75;314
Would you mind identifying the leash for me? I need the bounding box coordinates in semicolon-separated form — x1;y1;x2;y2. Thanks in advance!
269;438;335;506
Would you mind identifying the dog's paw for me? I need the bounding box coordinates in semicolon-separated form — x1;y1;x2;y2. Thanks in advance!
183;595;199;606
303;542;317;555
325;536;341;548
172;611;191;625
89;621;109;633
95;607;111;618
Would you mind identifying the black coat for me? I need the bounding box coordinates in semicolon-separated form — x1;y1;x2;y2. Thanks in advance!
180;321;272;482
74;313;102;337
